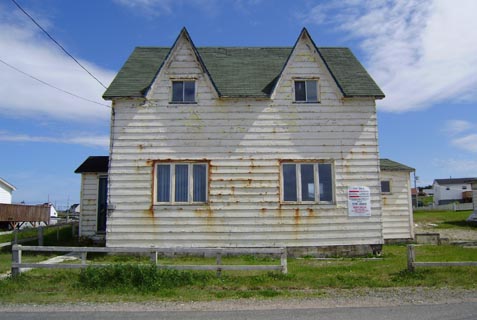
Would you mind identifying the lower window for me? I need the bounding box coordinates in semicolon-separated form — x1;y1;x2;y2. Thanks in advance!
155;162;208;204
281;162;333;203
381;180;391;193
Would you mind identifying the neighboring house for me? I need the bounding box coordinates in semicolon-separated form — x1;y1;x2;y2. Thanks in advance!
433;178;476;205
45;203;58;218
68;204;81;215
421;187;434;196
76;28;416;255
379;159;415;241
0;177;16;204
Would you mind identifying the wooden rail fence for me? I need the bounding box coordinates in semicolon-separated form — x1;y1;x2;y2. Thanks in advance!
0;222;78;248
407;244;477;272
11;245;287;277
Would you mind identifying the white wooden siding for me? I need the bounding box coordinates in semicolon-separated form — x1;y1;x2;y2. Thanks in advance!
107;32;383;248
79;173;100;237
0;184;13;204
381;170;413;239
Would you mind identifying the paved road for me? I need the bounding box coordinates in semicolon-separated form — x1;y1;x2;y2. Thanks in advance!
1;302;476;320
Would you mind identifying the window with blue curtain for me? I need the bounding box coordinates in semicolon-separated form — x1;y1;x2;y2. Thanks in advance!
193;164;207;202
155;162;207;204
282;162;333;203
175;164;189;202
156;164;171;202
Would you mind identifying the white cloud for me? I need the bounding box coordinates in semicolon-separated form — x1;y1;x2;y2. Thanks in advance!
0;8;114;122
302;0;477;112
443;120;473;136
451;134;477;153
433;158;477;176
0;131;109;148
113;0;220;16
113;0;175;15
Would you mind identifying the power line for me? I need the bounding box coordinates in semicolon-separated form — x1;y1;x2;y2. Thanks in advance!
0;58;111;108
10;0;108;89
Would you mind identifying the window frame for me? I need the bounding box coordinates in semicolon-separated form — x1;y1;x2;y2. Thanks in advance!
153;161;209;205
381;180;392;194
280;161;334;204
293;78;320;103
170;80;196;103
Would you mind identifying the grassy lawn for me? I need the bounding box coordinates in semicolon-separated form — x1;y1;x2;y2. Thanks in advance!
0;224;80;274
0;244;476;303
413;210;476;230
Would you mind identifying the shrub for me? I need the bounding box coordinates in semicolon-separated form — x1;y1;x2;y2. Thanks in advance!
78;264;211;292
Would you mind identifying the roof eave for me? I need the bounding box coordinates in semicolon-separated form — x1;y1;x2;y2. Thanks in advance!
0;178;16;191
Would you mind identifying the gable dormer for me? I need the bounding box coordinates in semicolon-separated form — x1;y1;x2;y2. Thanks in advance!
146;28;219;102
271;28;341;103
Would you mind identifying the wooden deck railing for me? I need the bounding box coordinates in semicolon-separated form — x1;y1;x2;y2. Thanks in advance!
11;245;287;277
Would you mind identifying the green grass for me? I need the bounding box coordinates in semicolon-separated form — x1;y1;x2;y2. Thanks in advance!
0;224;79;246
0;224;79;274
0;245;476;303
413;210;477;230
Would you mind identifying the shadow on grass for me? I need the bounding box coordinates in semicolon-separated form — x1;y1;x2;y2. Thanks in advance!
440;220;477;229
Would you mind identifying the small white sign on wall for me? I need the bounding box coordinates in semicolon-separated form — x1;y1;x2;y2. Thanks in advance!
348;186;371;217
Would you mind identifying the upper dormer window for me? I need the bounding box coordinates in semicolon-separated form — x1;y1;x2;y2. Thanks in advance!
172;80;195;103
294;79;319;103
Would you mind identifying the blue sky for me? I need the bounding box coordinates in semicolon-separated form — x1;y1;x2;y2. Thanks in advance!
1;0;476;208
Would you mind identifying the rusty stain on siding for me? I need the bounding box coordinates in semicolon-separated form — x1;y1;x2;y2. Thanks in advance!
294;209;300;225
306;208;314;217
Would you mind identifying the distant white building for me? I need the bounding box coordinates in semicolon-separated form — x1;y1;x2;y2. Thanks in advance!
433;178;476;205
0;177;16;204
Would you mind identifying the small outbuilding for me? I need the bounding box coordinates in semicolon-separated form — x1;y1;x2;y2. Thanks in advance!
379;159;415;241
74;156;109;242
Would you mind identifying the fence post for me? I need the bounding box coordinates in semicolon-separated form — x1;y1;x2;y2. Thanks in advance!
11;244;22;277
216;251;222;277
407;245;415;272
150;251;158;265
38;226;44;246
13;229;18;245
81;252;87;266
280;248;288;274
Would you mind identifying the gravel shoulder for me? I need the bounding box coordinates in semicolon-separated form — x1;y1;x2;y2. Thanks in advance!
0;288;476;312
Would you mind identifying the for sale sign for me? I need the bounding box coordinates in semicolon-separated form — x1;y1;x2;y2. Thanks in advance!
348;186;371;217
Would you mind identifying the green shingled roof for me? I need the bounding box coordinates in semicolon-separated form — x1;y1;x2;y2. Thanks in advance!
380;159;415;172
103;46;384;99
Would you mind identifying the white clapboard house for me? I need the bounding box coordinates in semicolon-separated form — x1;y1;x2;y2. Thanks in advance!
0;177;16;204
75;28;415;256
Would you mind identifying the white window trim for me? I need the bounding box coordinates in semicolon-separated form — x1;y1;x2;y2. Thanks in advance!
170;79;197;104
293;78;320;103
154;162;208;205
280;161;334;204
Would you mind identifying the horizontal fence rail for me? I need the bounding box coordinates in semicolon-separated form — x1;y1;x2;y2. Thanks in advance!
415;203;473;211
11;245;287;277
407;244;477;272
